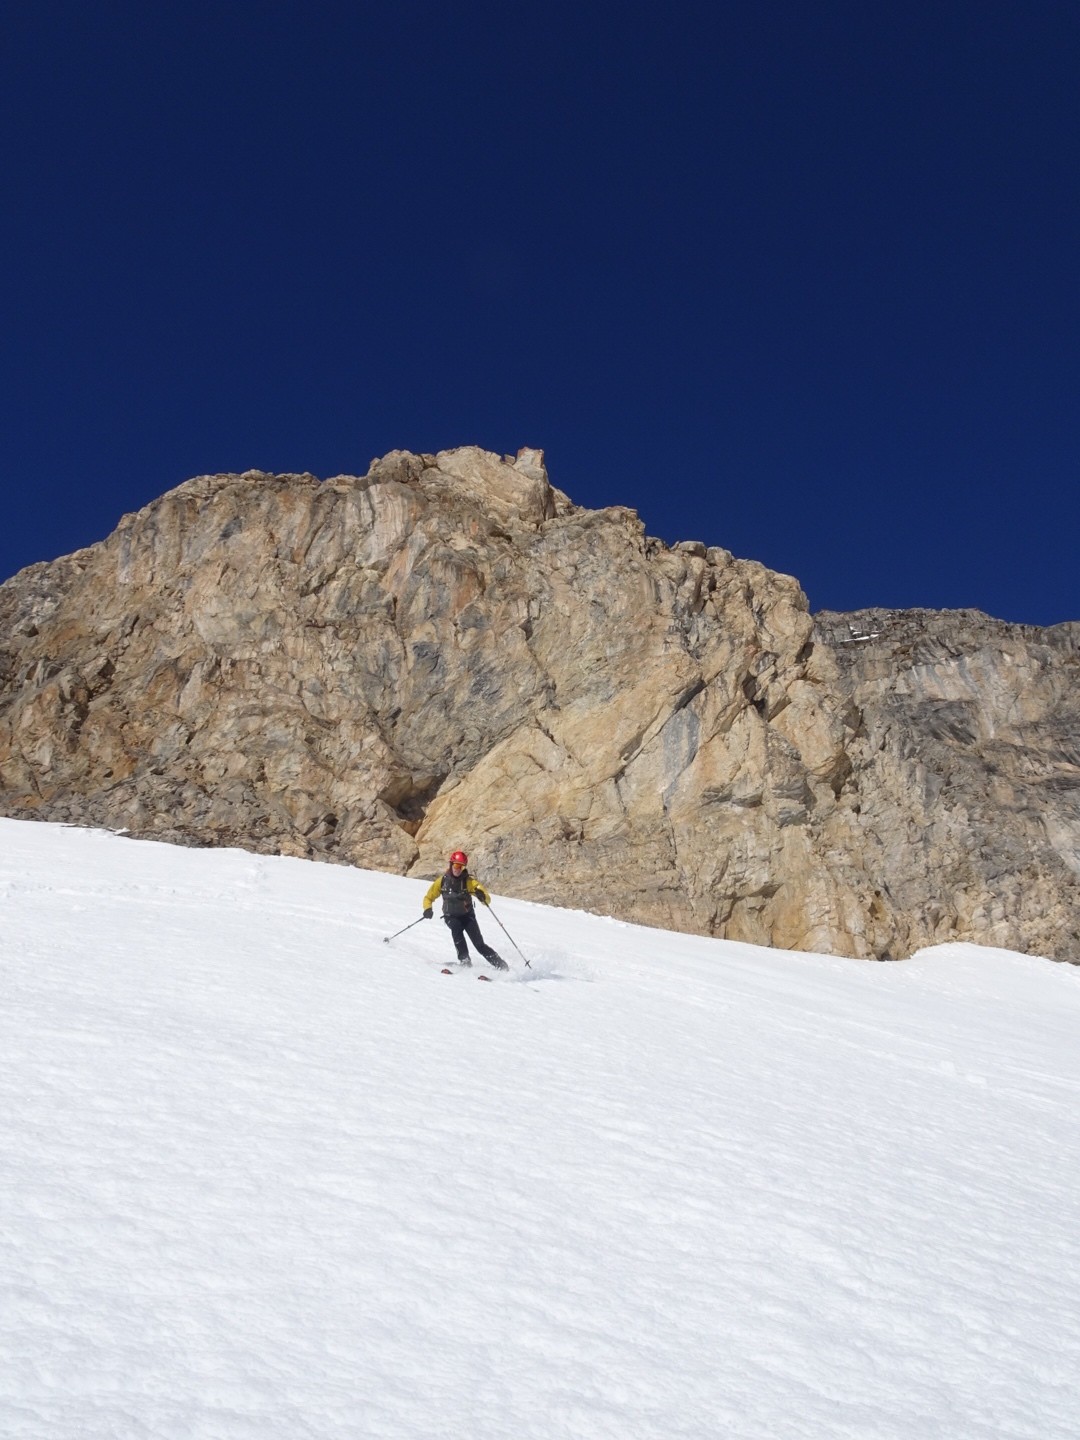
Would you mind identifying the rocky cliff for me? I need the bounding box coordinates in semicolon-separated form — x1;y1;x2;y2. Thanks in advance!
2;446;1077;960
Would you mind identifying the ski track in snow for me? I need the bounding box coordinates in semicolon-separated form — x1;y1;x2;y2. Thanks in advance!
1;818;1079;1439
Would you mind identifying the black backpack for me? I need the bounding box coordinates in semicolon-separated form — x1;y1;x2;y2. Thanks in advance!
441;867;473;917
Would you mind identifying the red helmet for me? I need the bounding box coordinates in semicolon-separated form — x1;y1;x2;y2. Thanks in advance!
449;850;468;866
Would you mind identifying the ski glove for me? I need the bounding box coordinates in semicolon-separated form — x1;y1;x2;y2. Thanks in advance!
423;907;434;919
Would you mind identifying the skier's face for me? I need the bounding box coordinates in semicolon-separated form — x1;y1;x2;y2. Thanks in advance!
451;862;464;874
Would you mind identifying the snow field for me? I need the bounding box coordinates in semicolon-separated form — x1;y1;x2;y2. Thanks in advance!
1;818;1078;1438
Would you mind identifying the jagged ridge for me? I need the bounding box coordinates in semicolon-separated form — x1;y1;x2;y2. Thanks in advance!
1;446;1077;959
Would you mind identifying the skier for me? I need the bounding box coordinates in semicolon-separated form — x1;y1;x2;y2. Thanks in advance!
423;851;508;970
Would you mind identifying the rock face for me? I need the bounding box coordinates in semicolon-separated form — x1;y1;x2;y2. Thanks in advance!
1;446;1078;960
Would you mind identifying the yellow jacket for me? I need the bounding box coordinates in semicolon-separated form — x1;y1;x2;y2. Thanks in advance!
423;874;491;910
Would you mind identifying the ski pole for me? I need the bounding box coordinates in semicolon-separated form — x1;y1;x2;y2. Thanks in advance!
383;915;429;944
487;905;532;968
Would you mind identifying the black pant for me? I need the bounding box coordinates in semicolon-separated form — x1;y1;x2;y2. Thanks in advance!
445;911;499;962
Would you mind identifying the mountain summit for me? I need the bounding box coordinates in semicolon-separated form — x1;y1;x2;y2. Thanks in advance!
1;446;1077;959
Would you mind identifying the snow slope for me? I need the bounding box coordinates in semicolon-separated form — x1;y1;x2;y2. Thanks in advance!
2;818;1078;1439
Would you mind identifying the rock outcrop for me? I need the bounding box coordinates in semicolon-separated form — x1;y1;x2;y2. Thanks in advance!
1;446;1077;960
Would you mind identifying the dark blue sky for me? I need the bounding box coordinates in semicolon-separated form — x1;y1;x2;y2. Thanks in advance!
4;1;1078;624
